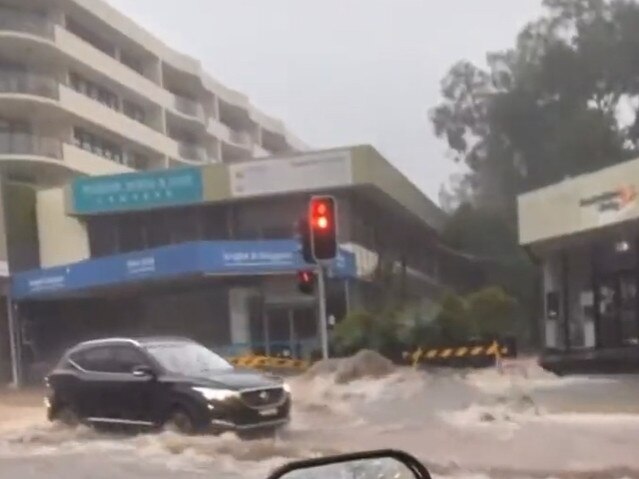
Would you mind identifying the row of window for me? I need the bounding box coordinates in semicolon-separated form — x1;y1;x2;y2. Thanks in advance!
69;72;118;110
73;127;150;169
73;127;124;164
69;72;146;125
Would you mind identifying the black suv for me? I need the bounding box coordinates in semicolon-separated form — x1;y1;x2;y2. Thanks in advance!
45;337;291;435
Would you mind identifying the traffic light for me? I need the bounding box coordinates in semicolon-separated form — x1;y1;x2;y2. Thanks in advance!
297;218;315;264
309;196;337;261
297;270;315;295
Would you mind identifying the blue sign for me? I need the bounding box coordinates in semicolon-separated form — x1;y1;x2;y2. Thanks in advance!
11;240;357;299
72;167;204;214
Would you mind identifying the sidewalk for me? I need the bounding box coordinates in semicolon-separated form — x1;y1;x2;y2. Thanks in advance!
0;387;46;432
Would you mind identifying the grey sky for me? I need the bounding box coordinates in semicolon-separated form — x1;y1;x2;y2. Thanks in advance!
107;0;543;202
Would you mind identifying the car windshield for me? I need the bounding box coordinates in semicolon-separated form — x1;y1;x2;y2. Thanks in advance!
144;342;233;375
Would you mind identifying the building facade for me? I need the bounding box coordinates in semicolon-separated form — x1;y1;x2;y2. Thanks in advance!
0;0;305;380
6;146;468;385
519;157;639;373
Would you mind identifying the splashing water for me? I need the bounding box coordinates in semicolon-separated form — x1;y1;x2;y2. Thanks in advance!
1;360;639;479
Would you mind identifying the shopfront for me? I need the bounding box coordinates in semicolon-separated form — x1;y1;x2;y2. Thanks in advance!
10;240;356;384
519;157;639;372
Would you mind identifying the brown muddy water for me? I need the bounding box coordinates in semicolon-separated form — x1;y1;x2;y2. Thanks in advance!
0;361;638;479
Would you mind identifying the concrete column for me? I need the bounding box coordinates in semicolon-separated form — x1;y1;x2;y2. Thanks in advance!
543;253;562;349
228;288;252;349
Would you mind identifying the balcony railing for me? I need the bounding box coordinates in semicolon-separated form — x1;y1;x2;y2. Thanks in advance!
0;132;62;159
0;7;54;38
229;130;253;147
172;94;204;120
0;70;58;99
177;142;206;162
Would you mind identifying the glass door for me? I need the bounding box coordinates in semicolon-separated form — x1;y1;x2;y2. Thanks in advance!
597;272;639;348
597;277;619;348
619;272;638;346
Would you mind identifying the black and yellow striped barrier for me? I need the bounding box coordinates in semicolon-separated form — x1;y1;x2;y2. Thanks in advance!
227;354;310;371
406;340;514;368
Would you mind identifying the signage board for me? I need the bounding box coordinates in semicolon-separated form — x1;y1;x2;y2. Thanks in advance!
72;167;204;214
578;184;638;227
230;151;352;198
11;240;357;299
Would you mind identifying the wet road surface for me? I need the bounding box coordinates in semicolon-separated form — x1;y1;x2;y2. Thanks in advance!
1;360;638;479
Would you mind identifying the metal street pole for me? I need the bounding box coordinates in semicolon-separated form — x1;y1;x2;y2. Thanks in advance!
316;264;329;360
7;299;20;388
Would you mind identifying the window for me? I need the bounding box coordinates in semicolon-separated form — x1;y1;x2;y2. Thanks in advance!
73;127;123;164
69;71;119;110
71;346;112;372
71;345;148;374
123;99;146;124
144;211;170;248
66;17;116;57
120;51;144;75
109;345;148;373
118;214;146;252
88;216;119;258
168;208;201;243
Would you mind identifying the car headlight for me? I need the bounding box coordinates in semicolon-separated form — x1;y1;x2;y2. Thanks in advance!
283;382;291;394
192;387;238;401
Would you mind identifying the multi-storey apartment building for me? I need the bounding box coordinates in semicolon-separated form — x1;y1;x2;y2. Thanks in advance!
0;0;307;380
0;0;305;185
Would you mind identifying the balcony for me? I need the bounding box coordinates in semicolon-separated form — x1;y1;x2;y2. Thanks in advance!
0;70;58;99
0;7;54;39
0;132;61;160
59;86;178;158
177;142;207;162
171;93;204;121
54;27;171;110
253;144;271;158
229;130;253;148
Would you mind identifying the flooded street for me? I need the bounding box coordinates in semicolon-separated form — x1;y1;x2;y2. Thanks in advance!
1;361;638;479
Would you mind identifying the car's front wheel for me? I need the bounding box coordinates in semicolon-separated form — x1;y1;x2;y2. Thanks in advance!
164;407;197;435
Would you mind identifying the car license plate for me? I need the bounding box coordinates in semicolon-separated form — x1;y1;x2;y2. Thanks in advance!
259;407;278;416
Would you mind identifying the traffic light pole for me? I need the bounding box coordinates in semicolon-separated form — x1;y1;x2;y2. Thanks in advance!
316;264;329;360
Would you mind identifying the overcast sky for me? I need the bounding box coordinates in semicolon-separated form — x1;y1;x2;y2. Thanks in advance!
107;0;543;203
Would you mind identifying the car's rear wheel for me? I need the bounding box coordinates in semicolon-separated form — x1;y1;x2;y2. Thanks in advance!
54;405;80;428
164;407;196;435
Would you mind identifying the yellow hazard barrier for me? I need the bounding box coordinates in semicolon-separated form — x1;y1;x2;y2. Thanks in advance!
227;355;310;371
409;340;510;368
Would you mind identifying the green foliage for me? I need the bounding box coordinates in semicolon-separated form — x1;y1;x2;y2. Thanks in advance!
332;310;376;355
434;291;475;342
467;286;518;338
333;287;519;355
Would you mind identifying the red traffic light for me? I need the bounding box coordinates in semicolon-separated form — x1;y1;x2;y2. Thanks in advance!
297;270;315;295
312;199;331;230
309;196;337;261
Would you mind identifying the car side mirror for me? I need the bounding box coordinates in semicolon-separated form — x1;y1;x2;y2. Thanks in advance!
132;365;155;378
266;449;431;479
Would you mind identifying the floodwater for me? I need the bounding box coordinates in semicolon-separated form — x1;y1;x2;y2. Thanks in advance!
1;359;638;479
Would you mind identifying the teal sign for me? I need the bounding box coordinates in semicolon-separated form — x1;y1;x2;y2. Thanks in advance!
72;167;204;214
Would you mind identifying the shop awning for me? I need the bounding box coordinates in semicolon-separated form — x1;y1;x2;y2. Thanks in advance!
11;240;356;300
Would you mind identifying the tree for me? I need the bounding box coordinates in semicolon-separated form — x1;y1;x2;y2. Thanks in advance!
440;203;539;344
431;0;639;217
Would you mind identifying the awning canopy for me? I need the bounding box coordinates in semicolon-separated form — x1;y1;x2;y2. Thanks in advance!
11;240;356;300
